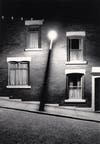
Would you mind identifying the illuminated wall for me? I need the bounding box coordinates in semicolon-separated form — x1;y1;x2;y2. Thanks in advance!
0;19;100;107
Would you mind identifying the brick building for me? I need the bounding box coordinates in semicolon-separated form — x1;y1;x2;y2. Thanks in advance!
0;0;100;111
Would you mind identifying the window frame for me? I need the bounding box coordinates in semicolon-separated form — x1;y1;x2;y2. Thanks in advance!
7;57;31;88
24;20;43;51
65;69;86;102
66;31;87;65
67;73;83;100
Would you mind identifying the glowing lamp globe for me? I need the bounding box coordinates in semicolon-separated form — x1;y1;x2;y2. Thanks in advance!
48;30;57;41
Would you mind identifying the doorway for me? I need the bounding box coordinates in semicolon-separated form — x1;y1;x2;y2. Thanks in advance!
95;78;100;111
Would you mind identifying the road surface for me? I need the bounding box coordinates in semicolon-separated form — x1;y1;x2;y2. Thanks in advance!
0;108;100;144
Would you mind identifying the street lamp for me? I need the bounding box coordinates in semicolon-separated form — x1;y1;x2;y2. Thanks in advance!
39;30;57;111
47;30;57;50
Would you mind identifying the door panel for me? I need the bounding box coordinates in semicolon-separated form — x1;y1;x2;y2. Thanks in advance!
95;78;100;111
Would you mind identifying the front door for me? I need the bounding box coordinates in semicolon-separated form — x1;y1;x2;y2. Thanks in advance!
95;78;100;111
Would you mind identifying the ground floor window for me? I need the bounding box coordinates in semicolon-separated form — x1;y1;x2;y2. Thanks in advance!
67;73;84;100
8;61;29;86
7;57;31;88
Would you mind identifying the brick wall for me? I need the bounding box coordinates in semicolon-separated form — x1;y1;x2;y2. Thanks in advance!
0;19;99;106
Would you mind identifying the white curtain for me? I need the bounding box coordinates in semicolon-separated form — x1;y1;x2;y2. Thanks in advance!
20;63;28;85
68;74;82;99
10;70;16;85
9;62;28;85
29;32;38;48
69;87;82;99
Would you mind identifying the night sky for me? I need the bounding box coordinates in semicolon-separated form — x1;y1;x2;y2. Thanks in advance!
1;0;100;23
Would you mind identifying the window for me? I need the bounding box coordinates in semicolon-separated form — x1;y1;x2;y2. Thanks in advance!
25;20;44;51
68;74;82;99
65;69;86;102
68;38;83;61
27;26;40;49
7;57;31;88
66;31;87;64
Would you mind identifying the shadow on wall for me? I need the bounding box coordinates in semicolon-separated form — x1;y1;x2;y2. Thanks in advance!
85;91;91;107
39;49;51;111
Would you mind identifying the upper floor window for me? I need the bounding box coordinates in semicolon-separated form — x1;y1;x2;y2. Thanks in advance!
7;57;31;88
25;20;44;51
66;31;87;64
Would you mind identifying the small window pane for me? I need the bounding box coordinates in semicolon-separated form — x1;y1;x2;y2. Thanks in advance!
15;69;19;85
20;62;28;69
10;70;16;85
22;70;28;85
68;74;81;87
69;39;79;49
20;69;28;85
27;31;39;49
10;63;18;69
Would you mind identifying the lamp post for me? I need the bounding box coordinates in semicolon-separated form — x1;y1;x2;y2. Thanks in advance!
39;30;57;111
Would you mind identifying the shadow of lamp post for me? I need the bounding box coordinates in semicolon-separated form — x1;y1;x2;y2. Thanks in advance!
39;30;58;111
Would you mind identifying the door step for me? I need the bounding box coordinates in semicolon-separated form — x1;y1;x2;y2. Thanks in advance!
9;99;22;102
0;96;21;102
0;96;9;99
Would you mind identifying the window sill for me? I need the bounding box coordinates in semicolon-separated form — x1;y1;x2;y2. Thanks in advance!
65;99;86;103
25;48;43;51
65;61;88;65
6;85;31;88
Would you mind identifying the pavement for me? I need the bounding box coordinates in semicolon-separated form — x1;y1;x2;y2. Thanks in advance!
0;97;100;123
